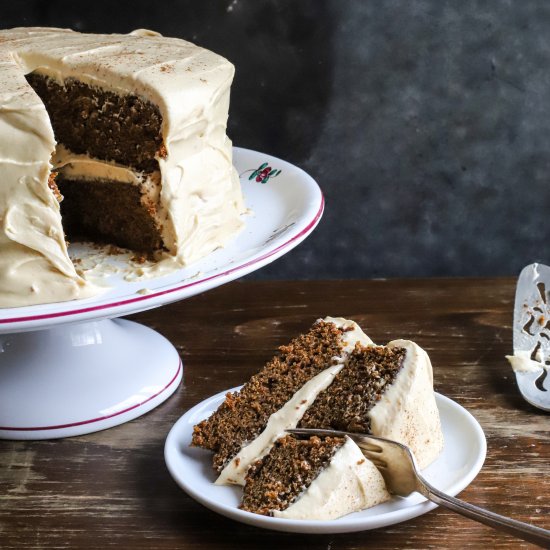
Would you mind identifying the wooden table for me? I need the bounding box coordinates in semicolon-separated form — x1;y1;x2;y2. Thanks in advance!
1;278;548;549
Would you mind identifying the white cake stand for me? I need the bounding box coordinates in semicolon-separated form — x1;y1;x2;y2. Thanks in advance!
0;148;323;440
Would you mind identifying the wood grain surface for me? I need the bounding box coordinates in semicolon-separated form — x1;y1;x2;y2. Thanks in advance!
1;278;548;549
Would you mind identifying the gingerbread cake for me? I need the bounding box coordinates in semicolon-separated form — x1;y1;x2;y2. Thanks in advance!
192;316;444;519
0;27;245;307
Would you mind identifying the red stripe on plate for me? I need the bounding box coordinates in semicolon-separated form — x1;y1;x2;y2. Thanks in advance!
0;360;182;431
1;195;324;325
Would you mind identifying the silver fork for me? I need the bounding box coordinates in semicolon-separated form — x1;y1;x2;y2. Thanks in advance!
288;428;550;547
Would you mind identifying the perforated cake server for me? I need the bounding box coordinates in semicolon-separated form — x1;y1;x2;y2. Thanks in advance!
509;263;550;411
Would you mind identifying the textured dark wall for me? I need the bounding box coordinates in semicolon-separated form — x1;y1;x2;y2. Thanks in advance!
3;1;550;279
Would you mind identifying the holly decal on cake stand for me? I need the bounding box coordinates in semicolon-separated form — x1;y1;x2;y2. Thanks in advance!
241;162;282;184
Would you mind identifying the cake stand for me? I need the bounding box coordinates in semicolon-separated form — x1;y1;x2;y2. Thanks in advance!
0;147;323;440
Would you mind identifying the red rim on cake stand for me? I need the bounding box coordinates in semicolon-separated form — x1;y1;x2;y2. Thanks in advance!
0;147;324;440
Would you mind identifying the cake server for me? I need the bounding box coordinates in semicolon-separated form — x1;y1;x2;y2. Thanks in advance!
508;263;550;411
288;428;550;547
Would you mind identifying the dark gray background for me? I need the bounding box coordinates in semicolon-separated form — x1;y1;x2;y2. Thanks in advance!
3;1;549;279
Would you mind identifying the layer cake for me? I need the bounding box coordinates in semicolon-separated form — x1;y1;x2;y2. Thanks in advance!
0;27;245;307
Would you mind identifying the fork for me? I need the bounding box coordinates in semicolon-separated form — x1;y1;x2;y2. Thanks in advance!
288;428;550;547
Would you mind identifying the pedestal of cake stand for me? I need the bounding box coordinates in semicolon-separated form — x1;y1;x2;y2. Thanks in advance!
0;318;182;440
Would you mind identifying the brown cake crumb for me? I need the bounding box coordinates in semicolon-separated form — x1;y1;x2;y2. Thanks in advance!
57;176;163;253
158;143;168;158
240;435;344;515
191;320;346;472
298;344;406;433
25;73;164;172
47;172;63;202
131;254;147;264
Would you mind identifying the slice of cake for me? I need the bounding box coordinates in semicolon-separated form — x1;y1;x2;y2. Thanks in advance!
241;434;390;520
191;317;373;484
0;27;245;307
193;317;443;494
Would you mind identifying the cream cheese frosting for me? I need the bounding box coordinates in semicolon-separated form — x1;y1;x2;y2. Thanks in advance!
52;146;155;187
0;27;245;308
368;339;444;469
273;436;390;520
506;350;548;373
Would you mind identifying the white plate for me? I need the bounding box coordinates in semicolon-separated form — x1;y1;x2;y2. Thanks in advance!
0;147;323;333
165;389;487;534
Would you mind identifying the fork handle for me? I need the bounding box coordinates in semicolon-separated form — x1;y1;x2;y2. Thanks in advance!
418;477;550;547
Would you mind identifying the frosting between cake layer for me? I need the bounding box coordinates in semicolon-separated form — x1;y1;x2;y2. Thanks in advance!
368;339;444;469
53;146;163;221
273;436;390;520
53;146;153;186
0;27;245;307
215;317;372;486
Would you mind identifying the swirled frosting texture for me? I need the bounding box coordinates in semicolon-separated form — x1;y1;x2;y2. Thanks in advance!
369;339;444;469
0;27;245;307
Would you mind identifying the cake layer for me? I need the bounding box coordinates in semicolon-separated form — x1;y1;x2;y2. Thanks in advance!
56;176;163;253
26;73;164;172
271;436;390;520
